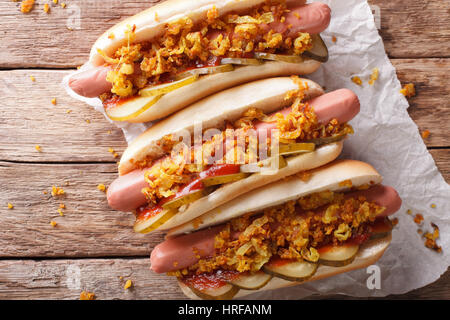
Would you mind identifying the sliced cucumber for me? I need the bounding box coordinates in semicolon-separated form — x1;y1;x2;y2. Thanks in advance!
162;189;206;210
133;208;177;234
229;271;272;290
221;58;263;66
254;52;304;64
105;94;163;121
277;143;315;156
303;34;329;63
240;155;287;173
318;244;359;267
188;282;240;300
201;172;250;187
138;75;198;97
263;260;318;282
175;64;234;80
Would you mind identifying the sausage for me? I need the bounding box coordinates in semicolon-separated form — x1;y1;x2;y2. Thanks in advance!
68;66;112;98
150;184;401;273
253;88;360;138
107;89;360;212
68;2;330;98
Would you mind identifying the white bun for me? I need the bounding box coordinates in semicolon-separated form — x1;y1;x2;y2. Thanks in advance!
169;159;383;236
160;142;343;231
90;0;306;66
119;77;324;175
178;234;392;299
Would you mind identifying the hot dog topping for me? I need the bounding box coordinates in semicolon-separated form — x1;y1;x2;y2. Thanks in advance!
169;190;386;277
100;1;316;98
139;80;353;205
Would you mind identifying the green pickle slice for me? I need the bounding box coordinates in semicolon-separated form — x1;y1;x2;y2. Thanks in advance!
201;172;250;187
162;189;206;210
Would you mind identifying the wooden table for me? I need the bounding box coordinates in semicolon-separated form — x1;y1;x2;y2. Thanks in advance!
0;0;448;300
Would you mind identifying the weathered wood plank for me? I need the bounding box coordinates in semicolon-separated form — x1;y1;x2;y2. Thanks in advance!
0;258;448;299
0;59;448;164
0;258;185;300
370;0;450;58
1;0;448;68
0;70;127;163
0;148;448;258
0;162;162;258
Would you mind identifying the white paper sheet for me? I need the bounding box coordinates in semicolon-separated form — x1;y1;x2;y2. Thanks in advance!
63;0;450;298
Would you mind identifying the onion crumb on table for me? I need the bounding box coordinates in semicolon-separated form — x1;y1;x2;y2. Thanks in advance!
80;291;95;300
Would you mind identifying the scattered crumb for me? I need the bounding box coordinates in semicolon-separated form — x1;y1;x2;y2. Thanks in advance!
351;76;362;86
331;35;337;43
107;130;112;134
368;68;379;85
61;2;66;9
80;291;95;300
108;147;115;153
430;203;436;208
423;223;442;253
67;26;73;31
7;203;14;209
35;145;42;152
59;203;65;209
413;213;424;225
50;220;57;227
65;181;70;186
53;0;58;4
406;209;412;215
124;280;133;290
58;208;64;216
417;229;423;234
119;276;124;280
51;186;65;197
400;83;416;98
108;33;115;40
293;12;301;19
51;98;57;105
85;119;91;124
97;184;106;192
20;0;35;13
391;217;399;226
30;75;35;82
421;130;430;139
66;109;72;114
43;3;50;13
43;190;48;195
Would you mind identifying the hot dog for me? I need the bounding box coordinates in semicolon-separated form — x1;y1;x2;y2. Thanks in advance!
149;160;401;300
66;0;332;122
108;77;360;234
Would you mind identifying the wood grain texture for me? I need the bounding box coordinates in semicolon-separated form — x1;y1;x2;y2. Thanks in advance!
0;258;185;300
370;0;450;58
1;0;448;68
0;162;163;258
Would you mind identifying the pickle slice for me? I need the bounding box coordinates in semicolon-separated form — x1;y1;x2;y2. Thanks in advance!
175;64;234;80
318;244;359;267
133;208;177;234
254;52;304;64
240;155;287;173
221;58;263;66
106;94;163;121
201;172;250;187
277;143;315;156
303;34;329;63
186;282;240;300
306;132;347;146
139;75;198;97
229;271;272;290
263;260;318;282
162;189;206;210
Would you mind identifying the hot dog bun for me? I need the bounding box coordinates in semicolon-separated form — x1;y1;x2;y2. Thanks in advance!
178;233;392;299
90;0;306;66
119;77;324;176
168;159;383;236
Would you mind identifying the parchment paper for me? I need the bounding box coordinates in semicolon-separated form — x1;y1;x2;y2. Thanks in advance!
63;0;450;298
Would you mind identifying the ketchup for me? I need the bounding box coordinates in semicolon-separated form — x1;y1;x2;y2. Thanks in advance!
183;270;239;290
